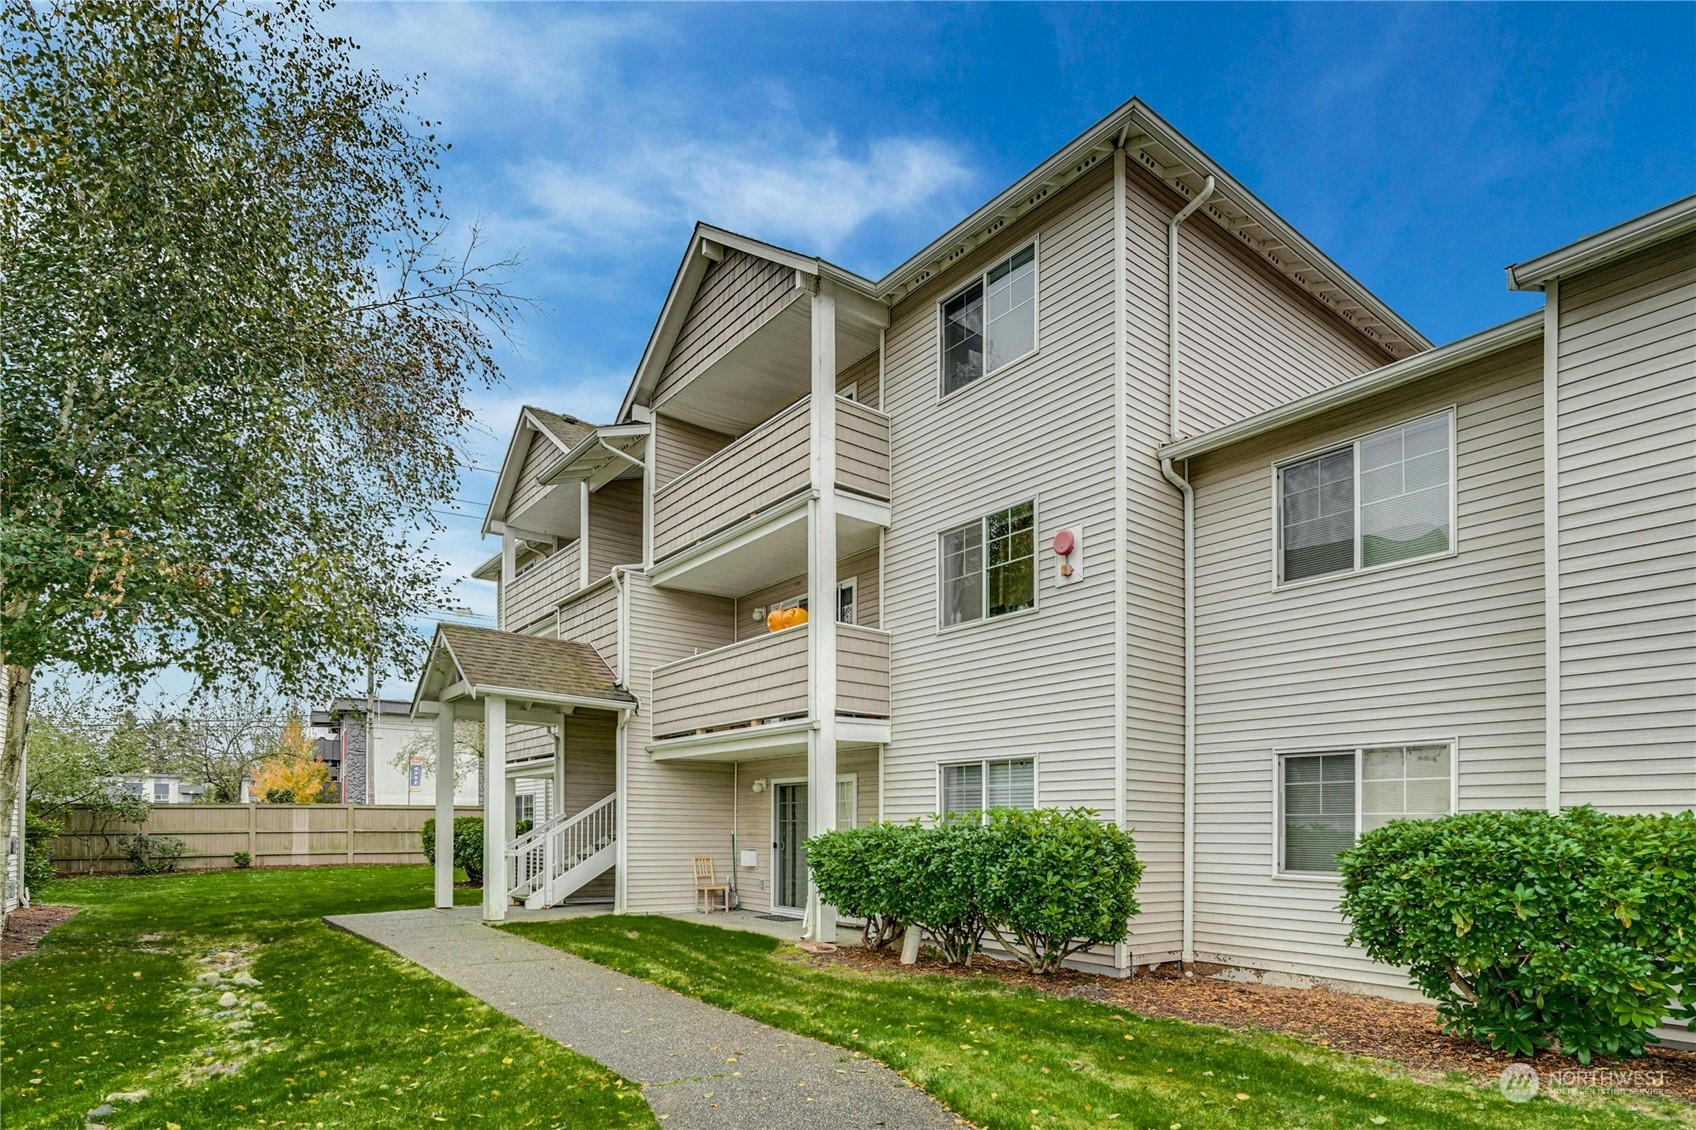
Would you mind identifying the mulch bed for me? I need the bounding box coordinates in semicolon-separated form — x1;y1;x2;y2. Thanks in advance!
1;904;79;963
817;945;1696;1105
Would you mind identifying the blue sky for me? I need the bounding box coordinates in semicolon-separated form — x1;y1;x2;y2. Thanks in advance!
108;2;1696;705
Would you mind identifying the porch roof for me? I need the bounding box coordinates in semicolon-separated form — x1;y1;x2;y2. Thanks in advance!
412;623;635;714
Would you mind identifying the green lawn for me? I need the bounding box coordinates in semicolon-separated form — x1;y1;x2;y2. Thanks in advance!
506;916;1691;1130
1;867;656;1130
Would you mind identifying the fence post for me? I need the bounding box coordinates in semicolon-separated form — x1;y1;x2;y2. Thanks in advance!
346;804;356;865
248;803;258;862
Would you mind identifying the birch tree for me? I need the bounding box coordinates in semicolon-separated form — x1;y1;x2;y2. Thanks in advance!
0;0;524;901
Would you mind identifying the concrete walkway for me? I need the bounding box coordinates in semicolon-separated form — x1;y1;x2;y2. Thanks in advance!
327;907;959;1130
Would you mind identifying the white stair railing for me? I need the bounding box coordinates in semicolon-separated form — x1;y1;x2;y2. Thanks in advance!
507;792;617;904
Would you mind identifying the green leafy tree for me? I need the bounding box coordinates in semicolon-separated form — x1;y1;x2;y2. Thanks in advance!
22;683;150;824
144;688;285;803
0;0;526;889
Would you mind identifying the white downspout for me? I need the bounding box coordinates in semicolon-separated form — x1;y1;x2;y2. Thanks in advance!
1167;174;1213;970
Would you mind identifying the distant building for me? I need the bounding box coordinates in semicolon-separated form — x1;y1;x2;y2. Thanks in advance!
311;698;480;807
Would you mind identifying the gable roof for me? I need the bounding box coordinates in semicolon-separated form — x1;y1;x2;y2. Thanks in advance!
413;623;635;713
1507;194;1696;291
617;98;1429;422
1158;312;1542;463
480;405;596;536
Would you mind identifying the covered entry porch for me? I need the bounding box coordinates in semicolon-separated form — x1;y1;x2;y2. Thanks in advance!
413;623;634;922
644;720;885;936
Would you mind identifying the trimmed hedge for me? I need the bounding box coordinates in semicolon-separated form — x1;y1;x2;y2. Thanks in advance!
422;816;531;886
1338;806;1696;1063
807;808;1143;972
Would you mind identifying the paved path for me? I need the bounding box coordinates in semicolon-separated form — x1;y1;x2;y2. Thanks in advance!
327;907;959;1130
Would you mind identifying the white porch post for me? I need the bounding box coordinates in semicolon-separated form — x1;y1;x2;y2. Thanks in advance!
433;707;455;909
805;278;839;941
505;775;519;841
482;695;508;923
553;718;568;820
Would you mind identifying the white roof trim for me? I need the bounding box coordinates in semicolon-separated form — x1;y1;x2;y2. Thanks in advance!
480;407;582;537
1159;312;1542;462
1507;194;1696;291
870;98;1429;357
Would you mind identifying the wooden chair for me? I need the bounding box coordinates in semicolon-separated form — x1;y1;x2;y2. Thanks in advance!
692;855;730;913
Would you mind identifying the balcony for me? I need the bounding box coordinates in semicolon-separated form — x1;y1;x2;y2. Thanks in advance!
503;542;579;631
650;623;890;743
649;395;890;596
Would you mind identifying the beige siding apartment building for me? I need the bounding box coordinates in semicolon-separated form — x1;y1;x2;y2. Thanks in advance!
410;99;1695;1010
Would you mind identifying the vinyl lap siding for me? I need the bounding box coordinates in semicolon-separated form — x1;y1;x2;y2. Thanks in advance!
562;710;617;900
588;480;645;579
1186;343;1546;988
653;414;733;489
508;431;567;518
653;249;800;403
1556;233;1696;812
558;578;621;673
879;168;1122;899
621;572;738;911
504;542;578;632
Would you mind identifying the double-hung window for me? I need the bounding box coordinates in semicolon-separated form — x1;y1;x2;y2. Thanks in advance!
941;244;1037;395
940;501;1035;627
1279;742;1454;873
1277;410;1454;584
940;757;1036;819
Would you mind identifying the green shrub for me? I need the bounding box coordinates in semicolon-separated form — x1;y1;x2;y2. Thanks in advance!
1338;806;1696;1063
423;816;497;886
808;808;1144;970
807;821;912;948
978;808;1144;973
122;833;186;875
232;850;252;869
21;810;60;891
263;787;295;804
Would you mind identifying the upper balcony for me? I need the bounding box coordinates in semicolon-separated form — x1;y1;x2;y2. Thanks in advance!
649;622;891;754
502;541;579;632
649;394;890;596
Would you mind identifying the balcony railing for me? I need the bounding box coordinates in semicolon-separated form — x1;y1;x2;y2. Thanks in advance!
504;542;579;631
650;623;891;740
651;395;889;562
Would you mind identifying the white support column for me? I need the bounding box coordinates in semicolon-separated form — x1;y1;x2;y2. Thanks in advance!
499;530;517;632
482;695;508;923
805;279;839;942
579;480;592;590
504;775;519;841
553;718;568;821
433;707;455;909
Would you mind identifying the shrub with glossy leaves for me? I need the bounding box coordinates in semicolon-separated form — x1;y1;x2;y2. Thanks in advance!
809;808;1144;971
978;808;1144;974
1338;806;1696;1063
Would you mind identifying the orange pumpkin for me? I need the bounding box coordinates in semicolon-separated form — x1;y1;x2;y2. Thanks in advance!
766;608;784;633
792;606;809;626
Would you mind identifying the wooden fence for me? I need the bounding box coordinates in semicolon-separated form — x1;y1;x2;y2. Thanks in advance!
51;803;483;874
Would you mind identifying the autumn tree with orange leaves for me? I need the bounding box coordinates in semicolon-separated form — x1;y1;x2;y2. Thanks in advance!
252;714;332;804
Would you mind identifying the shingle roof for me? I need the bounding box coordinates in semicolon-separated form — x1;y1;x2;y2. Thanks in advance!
525;407;596;450
436;624;633;707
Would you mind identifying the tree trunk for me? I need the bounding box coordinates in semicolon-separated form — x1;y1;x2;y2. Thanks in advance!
1;664;36;930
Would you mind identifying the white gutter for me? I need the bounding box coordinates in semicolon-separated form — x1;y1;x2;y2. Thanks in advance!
1168;176;1216;440
1167;174;1212;971
1542;280;1562;812
1162;455;1197;967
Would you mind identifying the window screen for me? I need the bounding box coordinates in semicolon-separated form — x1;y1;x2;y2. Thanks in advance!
1361;744;1451;832
1282;752;1356;872
986;502;1035;617
940;522;984;627
941;283;984;396
985;758;1035;810
1360;414;1451;568
941;762;983;818
1281;448;1355;581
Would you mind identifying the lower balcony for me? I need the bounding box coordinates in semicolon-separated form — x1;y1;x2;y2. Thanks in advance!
649;623;890;755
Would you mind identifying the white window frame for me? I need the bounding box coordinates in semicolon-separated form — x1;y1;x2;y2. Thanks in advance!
836;577;857;626
838;382;858;403
1271;738;1458;880
936;238;1041;401
935;497;1039;632
1271;408;1459;589
935;755;1039;820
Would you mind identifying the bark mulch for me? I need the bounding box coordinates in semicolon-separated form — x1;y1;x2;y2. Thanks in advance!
817;945;1696;1106
1;904;79;963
